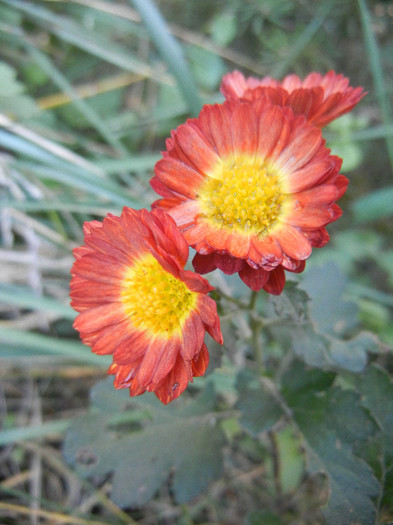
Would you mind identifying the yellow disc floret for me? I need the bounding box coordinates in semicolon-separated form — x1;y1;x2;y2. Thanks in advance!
199;155;289;236
121;253;197;336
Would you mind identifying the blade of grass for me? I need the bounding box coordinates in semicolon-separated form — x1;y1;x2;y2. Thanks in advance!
350;124;393;141
6;156;132;207
67;0;267;76
25;43;129;156
96;154;160;174
347;283;393;308
4;199;122;216
271;1;336;78
358;0;393;170
0;327;109;367
0;114;104;177
0;420;72;447
0;0;171;86
130;0;201;116
0;408;147;447
0;283;75;320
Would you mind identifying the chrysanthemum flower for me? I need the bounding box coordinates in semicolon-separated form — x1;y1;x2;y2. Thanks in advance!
151;99;347;294
70;208;222;404
220;70;365;127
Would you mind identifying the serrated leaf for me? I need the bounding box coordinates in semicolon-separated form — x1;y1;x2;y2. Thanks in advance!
235;371;283;436
282;361;380;524
64;385;225;507
291;326;372;372
301;263;358;336
356;365;393;515
269;272;376;373
357;365;393;470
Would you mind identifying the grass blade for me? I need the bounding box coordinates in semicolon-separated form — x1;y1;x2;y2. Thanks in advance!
131;0;201;116
0;420;72;446
0;327;109;366
358;0;393;170
0;283;75;320
1;0;170;85
25;43;129;156
271;1;336;78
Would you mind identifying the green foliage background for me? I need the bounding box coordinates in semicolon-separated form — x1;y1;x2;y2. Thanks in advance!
0;1;392;524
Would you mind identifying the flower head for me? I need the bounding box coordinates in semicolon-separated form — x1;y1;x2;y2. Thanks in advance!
151;99;347;293
221;70;365;127
70;207;222;404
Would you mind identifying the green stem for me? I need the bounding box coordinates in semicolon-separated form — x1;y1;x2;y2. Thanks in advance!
248;290;263;373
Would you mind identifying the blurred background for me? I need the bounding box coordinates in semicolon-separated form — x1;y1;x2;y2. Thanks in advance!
0;1;392;523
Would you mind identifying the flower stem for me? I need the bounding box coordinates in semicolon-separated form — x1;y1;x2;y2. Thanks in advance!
248;290;263;373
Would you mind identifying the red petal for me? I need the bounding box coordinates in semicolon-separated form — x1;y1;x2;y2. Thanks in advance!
285;206;335;229
275;119;323;172
182;270;213;293
154;158;205;198
286;155;333;193
181;313;205;361
226;231;251;259
249;236;283;268
113;330;150;365
200;103;234;159
294;184;340;207
175;122;221;174
214;252;244;274
263;266;286;295
154;356;192;404
74;303;125;334
304;227;330;247
192;252;217;274
196;294;223;344
205;228;232;251
136;336;180;387
168;200;200;228
192;343;209;377
256;105;291;160
239;265;270;291
231;102;258;157
274;224;312;260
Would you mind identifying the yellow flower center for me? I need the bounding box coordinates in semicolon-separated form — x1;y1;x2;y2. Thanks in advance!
199;156;289;236
121;253;197;336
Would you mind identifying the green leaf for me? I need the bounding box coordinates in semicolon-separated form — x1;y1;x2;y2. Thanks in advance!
282;361;379;524
64;383;225;507
357;365;393;470
209;11;237;47
236;371;283;436
352;186;393;223
356;365;393;514
187;46;226;91
269;275;375;372
301;263;358;336
275;425;306;494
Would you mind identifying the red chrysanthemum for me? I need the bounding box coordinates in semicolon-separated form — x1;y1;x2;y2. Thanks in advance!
151;99;347;294
220;70;365;127
70;208;222;404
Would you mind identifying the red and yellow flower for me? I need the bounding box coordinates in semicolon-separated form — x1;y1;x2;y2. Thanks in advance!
70;208;222;404
220;70;365;127
151;99;347;294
